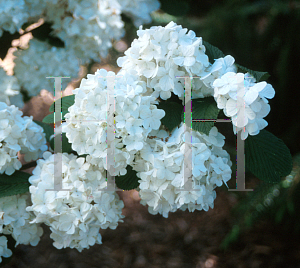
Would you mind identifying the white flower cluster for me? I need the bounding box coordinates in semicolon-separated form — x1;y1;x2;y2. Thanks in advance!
0;0;31;37
60;22;277;221
48;0;125;63
213;72;275;140
0;67;24;108
0;236;12;263
118;21;275;139
132;123;232;218
62;69;165;176
13;39;81;97
4;0;160;97
0;0;47;37
0;193;43;262
26;151;125;252
117;21;211;101
119;0;160;28
48;0;160;63
1;0;160;62
0;102;48;175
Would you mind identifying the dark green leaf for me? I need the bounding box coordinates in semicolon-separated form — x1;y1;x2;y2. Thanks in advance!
49;95;75;112
202;41;270;82
245;130;293;183
50;133;73;154
33;120;54;143
236;63;270;82
0;170;30;198
0;31;20;60
42;110;68;124
42;113;54;124
160;0;190;17
203;40;225;64
115;165;140;190
31;22;64;48
181;97;220;135
156;100;183;133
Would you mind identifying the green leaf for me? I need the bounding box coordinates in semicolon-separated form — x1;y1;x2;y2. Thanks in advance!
31;22;64;48
245;130;293;183
0;170;30;198
160;0;190;17
115;165;140;190
42;113;54;124
201;41;270;82
220;225;240;250
203;41;225;64
49;95;75;112
181;97;220;135
33;120;54;143
156;100;183;133
236;63;270;82
50;133;73;154
42;110;68;124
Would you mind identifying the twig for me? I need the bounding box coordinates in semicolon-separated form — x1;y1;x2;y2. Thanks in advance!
20;161;37;171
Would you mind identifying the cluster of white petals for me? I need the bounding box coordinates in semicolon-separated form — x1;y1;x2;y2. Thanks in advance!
0;102;47;175
48;0;125;63
26;151;125;252
119;0;160;28
132;123;232;218
13;39;81;97
118;21;276;139
0;67;23;108
0;0;31;37
117;21;211;101
213;72;275;140
48;0;160;63
4;0;160;96
62;69;165;176
0;236;12;263
0;193;43;261
1;0;160;63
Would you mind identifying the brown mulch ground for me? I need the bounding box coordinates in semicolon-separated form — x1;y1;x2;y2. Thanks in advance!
3;186;300;268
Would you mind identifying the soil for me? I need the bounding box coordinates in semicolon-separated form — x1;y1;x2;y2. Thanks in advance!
3;187;300;268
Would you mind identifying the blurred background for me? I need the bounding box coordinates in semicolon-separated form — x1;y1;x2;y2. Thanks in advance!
1;0;300;267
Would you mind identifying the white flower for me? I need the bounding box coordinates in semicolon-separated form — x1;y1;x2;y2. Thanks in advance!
0;193;43;253
244;81;275;105
0;0;31;36
118;0;160;27
0;68;23;108
63;69;164;176
13;39;81;96
0;102;47;175
117;22;210;101
139;104;165;130
0;236;12;263
213;72;275;139
133;123;232;218
27;151;124;252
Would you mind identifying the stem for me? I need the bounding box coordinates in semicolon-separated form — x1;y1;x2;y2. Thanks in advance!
20;161;37;171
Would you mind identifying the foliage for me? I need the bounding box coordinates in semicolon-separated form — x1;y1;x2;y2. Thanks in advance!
180;97;219;135
156;98;183;132
115;165;140;190
0;171;31;198
245;130;293;183
221;154;300;249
